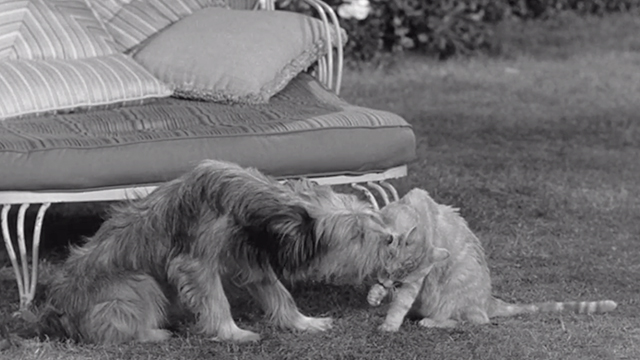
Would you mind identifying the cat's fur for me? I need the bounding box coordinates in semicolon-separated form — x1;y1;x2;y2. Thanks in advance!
369;188;617;331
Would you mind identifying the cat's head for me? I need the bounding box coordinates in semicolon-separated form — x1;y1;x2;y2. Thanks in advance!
376;192;449;288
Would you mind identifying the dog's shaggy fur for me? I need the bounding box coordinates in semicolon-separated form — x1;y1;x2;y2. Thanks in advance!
39;160;395;344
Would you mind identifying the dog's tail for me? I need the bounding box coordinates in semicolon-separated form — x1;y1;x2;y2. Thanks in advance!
168;160;321;273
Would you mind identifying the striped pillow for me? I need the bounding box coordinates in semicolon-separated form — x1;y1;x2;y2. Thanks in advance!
87;0;229;52
0;54;172;120
0;0;171;120
0;0;116;60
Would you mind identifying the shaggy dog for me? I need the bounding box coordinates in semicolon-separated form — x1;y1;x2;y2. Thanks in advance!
39;160;398;344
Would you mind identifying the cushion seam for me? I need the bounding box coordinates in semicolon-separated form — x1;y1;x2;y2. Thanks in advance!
0;124;413;153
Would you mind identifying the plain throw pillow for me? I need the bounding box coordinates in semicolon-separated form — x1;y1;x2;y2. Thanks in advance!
133;8;346;104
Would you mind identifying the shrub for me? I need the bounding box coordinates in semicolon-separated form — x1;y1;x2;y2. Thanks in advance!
277;0;640;62
279;0;504;62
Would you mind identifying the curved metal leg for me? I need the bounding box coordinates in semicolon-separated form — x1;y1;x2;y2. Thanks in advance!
350;181;402;210
308;0;343;94
1;205;24;308
367;182;390;206
16;204;30;307
351;183;379;210
1;203;51;314
282;0;343;94
380;181;400;202
30;203;51;303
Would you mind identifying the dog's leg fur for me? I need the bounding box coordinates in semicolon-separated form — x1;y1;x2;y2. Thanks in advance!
80;273;170;344
40;160;393;344
244;269;333;332
167;254;260;343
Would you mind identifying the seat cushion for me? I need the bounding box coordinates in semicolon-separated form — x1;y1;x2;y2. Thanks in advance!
0;73;415;191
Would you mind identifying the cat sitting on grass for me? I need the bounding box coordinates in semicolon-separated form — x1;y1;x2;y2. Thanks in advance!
368;188;617;332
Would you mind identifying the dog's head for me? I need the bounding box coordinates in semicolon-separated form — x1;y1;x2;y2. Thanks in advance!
287;184;400;283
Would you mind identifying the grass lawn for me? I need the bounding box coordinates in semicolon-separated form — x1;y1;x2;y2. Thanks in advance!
2;12;640;360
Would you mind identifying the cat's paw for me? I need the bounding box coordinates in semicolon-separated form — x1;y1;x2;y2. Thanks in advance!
367;284;388;307
378;322;400;332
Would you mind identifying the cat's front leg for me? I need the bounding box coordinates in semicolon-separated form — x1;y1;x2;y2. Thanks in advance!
378;281;422;332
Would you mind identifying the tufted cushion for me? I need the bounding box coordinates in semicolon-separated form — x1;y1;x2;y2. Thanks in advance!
86;0;229;52
0;73;416;191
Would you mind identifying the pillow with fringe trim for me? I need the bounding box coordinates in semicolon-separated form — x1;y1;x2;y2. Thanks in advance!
132;8;347;104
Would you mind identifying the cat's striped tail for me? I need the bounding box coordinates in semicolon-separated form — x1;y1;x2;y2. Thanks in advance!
489;297;617;318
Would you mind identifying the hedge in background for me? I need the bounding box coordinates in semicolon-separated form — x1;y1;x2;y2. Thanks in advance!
277;0;640;62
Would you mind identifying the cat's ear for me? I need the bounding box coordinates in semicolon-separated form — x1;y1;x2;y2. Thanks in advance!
406;226;417;239
430;247;449;262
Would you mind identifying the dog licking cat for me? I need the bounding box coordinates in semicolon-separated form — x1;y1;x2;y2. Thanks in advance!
39;160;408;344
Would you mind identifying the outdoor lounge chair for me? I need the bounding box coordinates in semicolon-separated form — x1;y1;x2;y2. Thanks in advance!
0;0;415;315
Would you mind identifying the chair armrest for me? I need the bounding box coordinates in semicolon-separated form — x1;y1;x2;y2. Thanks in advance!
255;0;344;94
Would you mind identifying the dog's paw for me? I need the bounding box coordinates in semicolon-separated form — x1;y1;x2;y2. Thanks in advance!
233;330;261;343
292;316;333;333
378;322;400;332
139;329;172;343
418;318;457;328
307;316;333;332
213;328;261;343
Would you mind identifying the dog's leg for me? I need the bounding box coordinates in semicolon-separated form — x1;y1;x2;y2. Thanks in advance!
84;273;171;344
245;271;333;333
168;255;260;343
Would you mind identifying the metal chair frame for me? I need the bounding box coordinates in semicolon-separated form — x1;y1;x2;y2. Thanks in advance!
1;0;404;315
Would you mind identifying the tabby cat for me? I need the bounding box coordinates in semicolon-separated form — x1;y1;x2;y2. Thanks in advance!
369;188;617;332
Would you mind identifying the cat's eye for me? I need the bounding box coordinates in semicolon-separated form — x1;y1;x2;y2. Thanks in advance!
385;234;394;245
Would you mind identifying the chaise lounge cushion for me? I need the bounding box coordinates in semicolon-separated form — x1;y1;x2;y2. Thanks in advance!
0;73;415;191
